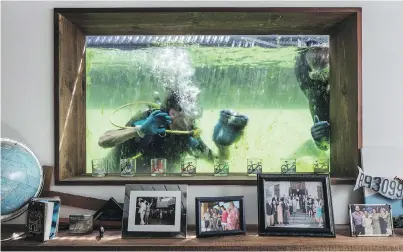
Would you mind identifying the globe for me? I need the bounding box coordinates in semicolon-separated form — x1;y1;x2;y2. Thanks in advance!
1;138;43;223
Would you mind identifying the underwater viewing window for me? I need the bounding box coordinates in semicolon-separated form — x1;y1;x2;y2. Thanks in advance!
54;8;362;185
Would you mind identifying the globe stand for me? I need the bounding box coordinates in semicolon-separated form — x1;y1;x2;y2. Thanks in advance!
1;230;26;242
1;204;30;242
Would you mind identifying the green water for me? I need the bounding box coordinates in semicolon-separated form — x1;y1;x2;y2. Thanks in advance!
86;45;330;174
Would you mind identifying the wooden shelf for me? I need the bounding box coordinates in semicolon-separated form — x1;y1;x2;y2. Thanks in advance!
56;174;356;186
2;226;402;251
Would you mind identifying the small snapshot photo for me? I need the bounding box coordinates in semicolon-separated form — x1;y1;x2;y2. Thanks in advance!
264;180;326;228
135;197;176;225
349;204;394;237
196;196;245;237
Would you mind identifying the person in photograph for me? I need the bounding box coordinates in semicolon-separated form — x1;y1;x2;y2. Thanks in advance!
379;207;388;234
304;195;308;214
299;194;303;210
271;199;277;226
283;199;289;225
351;205;365;235
289;196;294;215
227;201;240;230
221;205;228;230
211;208;221;230
209;208;216;229
371;208;381;235
203;209;210;231
137;198;147;225
276;198;284;225
272;197;278;224
265;199;274;227
296;197;300;211
385;209;392;235
144;199;153;225
315;199;323;227
292;196;298;215
363;209;373;235
307;198;313;218
313;198;318;219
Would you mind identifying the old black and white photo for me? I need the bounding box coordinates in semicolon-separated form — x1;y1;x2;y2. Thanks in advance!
125;189;183;234
134;197;176;226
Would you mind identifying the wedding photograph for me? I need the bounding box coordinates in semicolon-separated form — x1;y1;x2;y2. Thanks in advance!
349;204;394;237
263;180;327;229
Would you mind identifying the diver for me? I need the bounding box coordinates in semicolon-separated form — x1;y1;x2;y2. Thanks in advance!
98;91;249;173
294;39;330;151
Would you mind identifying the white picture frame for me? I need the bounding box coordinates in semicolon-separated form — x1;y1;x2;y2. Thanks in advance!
122;184;187;238
127;190;181;232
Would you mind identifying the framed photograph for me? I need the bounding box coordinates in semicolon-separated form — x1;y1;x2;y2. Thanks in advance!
257;174;335;237
195;196;245;238
122;184;187;238
349;204;394;237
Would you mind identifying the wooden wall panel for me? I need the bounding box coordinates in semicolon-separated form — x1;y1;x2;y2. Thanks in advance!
56;14;86;181
59;9;360;35
329;13;361;178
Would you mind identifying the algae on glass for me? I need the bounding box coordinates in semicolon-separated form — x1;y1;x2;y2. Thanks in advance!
85;38;330;174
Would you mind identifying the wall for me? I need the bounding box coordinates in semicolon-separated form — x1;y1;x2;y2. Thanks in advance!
2;0;403;225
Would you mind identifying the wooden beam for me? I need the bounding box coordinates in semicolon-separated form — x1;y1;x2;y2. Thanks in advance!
42;166;54;193
58;10;355;36
56;174;356;186
55;14;86;182
55;7;362;14
329;13;360;178
42;191;107;211
357;12;363;150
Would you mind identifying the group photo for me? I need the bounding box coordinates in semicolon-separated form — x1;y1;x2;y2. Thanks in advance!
134;197;176;226
200;201;241;232
264;181;326;228
349;204;393;237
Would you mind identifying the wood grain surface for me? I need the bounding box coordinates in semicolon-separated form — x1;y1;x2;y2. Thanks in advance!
56;8;360;35
55;14;86;182
57;174;357;186
1;226;402;251
329;13;361;179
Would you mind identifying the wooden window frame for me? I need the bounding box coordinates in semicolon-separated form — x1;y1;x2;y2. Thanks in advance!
54;7;362;186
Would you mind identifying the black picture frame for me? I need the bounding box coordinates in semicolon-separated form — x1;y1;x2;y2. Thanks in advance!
257;173;335;237
195;196;246;238
122;184;187;238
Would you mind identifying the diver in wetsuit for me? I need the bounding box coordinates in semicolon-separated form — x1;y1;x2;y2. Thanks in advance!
294;39;330;151
98;91;249;173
